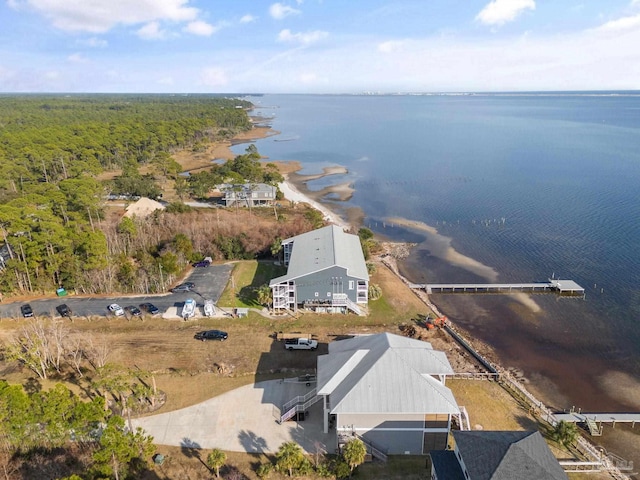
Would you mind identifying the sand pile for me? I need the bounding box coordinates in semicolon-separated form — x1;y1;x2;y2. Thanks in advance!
124;197;166;218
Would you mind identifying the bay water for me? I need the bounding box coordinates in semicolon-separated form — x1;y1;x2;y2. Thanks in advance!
238;93;640;413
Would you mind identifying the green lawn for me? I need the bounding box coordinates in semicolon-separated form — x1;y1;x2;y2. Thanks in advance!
218;260;286;308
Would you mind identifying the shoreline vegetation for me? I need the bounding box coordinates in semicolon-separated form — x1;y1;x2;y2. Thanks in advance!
231;119;639;475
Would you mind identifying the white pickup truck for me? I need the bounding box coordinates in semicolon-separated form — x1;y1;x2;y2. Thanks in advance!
285;338;318;350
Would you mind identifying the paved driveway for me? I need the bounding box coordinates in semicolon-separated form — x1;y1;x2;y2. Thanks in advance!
132;380;334;454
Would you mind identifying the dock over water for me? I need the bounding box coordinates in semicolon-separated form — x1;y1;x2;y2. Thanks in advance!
409;278;584;297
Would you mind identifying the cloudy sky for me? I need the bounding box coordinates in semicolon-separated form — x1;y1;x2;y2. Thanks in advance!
1;0;639;93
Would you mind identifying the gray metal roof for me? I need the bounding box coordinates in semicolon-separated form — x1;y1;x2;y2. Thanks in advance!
317;333;459;415
453;431;568;480
269;225;369;286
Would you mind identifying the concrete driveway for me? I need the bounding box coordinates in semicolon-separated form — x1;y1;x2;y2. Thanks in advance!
132;379;335;454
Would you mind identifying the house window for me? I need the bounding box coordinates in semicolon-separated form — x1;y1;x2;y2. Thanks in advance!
315;292;319;297
349;281;354;290
327;292;331;297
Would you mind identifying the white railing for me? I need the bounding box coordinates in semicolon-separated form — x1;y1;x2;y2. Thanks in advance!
458;406;471;431
279;393;322;424
282;388;317;413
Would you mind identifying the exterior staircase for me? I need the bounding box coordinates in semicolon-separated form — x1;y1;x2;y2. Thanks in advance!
586;418;602;436
279;388;321;423
331;293;363;315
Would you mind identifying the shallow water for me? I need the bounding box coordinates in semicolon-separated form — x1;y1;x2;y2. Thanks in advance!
239;93;640;412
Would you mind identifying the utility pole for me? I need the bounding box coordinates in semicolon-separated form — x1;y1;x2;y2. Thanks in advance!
159;264;164;291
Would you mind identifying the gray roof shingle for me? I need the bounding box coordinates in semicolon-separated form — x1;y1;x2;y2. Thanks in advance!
453;431;568;480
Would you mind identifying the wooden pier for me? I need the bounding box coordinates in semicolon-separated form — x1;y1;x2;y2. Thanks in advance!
409;278;584;297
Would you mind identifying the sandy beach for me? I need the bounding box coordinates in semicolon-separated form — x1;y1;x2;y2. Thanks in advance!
278;174;351;230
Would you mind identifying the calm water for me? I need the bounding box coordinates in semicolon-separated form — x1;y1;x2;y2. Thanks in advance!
238;93;640;411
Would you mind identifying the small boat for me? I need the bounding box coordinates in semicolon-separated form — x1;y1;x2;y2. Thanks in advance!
182;298;196;320
203;299;216;317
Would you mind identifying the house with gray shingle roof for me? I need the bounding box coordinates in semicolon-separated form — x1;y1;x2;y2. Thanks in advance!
269;225;368;314
317;332;460;455
429;430;568;480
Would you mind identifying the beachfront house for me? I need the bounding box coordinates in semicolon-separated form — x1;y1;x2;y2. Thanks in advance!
269;225;368;315
429;430;569;480
220;183;276;208
316;332;461;456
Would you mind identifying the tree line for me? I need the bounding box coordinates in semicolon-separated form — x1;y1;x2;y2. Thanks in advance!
0;95;304;297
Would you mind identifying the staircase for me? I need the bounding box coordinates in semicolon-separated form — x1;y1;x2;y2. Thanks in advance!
331;293;363;315
586;418;602;436
279;389;321;423
352;433;388;462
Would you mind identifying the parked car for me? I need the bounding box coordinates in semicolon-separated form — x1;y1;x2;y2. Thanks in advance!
171;282;195;293
194;330;228;341
124;305;142;317
108;303;125;316
20;304;34;318
139;303;160;315
56;304;72;317
192;260;211;268
285;337;318;350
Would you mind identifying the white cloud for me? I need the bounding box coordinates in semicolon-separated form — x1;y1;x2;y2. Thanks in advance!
240;14;257;24
378;40;405;53
157;76;174;85
199;67;228;87
594;13;640;33
277;29;327;45
137;21;166;40
269;3;301;20
13;0;199;33
476;0;535;26
77;37;108;48
184;20;216;36
67;53;88;63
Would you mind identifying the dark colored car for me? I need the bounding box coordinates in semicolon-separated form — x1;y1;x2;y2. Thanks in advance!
56;304;72;317
139;303;160;315
171;282;195;293
124;305;142;317
192;260;211;268
20;304;34;318
194;330;228;341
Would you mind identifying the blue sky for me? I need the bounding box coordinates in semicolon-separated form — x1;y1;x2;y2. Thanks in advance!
1;0;639;93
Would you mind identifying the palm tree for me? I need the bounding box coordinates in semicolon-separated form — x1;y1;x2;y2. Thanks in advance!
552;420;578;448
206;449;226;478
342;438;366;477
256;284;272;308
275;441;304;477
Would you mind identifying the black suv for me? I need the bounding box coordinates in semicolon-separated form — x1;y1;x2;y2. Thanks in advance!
125;306;142;317
56;304;72;317
20;304;34;318
194;330;228;341
139;303;160;315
